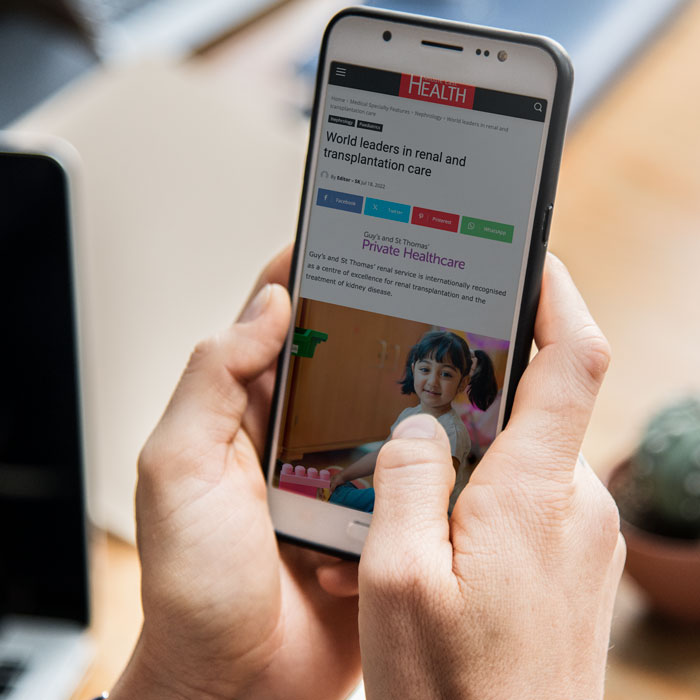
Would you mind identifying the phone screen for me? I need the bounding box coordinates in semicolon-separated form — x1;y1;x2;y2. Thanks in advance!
271;56;549;517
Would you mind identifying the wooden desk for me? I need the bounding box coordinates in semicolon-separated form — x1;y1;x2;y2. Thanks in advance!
75;0;700;697
74;535;142;700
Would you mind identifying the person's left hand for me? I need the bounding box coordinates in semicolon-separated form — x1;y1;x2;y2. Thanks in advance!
110;247;361;700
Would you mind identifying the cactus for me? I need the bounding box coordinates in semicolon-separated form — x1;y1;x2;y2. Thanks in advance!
621;396;700;539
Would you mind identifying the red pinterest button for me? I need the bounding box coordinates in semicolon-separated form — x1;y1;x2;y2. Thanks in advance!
411;206;460;233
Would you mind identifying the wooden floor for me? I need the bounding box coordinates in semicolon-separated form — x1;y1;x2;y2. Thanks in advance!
70;0;700;697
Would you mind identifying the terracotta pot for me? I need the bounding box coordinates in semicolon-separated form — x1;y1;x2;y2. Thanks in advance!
607;460;700;623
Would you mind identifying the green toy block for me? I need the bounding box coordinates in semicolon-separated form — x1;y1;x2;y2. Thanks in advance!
292;327;328;358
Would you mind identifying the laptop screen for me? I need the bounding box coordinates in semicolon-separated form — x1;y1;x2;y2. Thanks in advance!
0;150;89;626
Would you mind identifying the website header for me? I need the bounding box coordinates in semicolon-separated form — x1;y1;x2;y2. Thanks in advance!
329;62;547;122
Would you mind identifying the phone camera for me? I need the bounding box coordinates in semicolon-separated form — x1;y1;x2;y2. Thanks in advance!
383;30;392;42
497;50;508;62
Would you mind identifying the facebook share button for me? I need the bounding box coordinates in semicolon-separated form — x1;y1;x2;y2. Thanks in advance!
316;188;363;213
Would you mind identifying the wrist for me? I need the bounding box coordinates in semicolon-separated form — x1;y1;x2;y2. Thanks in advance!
109;630;235;700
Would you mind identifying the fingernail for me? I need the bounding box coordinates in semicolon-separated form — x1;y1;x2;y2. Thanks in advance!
240;284;271;323
392;414;437;439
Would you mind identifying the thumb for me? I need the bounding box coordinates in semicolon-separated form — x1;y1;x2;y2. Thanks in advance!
361;414;455;584
147;283;290;473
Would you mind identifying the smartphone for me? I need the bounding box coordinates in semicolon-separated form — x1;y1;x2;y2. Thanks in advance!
264;7;573;559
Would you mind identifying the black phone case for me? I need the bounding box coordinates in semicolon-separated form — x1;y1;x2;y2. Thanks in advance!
266;6;574;560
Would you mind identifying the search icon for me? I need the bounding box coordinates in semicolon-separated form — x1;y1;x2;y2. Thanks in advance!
534;102;543;113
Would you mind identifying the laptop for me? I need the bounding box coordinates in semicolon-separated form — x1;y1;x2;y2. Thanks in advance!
62;0;286;60
0;136;92;699
0;0;284;126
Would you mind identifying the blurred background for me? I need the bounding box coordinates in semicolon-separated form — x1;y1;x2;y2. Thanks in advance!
1;0;699;698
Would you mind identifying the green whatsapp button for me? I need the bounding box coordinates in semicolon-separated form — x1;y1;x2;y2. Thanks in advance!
460;216;513;243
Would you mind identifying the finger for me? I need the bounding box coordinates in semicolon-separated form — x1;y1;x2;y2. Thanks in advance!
361;414;455;590
610;532;627;588
237;245;292;321
149;283;291;475
316;561;359;597
239;245;293;453
491;254;611;479
240;352;281;457
596;526;626;654
280;543;359;597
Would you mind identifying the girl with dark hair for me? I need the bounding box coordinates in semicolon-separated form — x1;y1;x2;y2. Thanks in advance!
330;330;498;513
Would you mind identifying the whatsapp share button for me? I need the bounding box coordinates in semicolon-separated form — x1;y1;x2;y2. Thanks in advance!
460;216;514;243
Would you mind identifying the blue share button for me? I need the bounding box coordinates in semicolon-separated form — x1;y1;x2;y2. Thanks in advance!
316;188;363;213
364;197;410;223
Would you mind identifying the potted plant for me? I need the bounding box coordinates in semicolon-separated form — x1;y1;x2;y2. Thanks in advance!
608;396;700;622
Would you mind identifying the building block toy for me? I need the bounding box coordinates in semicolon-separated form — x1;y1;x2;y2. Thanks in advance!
279;463;331;498
291;327;328;358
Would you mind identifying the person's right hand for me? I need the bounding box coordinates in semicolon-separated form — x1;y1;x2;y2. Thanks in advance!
359;255;625;700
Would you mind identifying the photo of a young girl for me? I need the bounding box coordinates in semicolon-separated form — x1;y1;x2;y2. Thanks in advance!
275;298;507;516
328;329;498;514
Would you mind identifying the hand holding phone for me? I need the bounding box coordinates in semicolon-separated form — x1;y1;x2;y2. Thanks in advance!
359;256;625;700
109;251;362;700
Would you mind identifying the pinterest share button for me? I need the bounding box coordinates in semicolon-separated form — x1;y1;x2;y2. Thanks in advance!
411;206;460;233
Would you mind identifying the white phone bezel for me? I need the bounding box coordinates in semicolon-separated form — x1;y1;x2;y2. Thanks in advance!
268;12;560;558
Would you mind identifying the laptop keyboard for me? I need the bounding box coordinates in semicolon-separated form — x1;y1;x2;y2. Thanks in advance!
0;659;26;697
